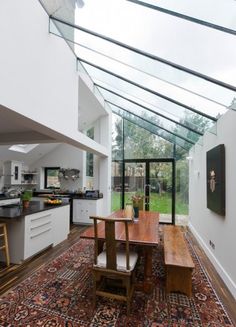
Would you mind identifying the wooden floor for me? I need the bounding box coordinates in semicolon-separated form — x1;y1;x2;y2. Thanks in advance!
0;224;235;325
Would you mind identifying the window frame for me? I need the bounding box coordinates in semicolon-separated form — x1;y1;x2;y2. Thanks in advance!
44;167;60;189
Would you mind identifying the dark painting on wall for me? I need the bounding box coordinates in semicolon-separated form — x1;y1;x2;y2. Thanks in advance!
206;144;225;216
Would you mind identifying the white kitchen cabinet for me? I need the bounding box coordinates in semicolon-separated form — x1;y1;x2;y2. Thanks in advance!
73;199;103;224
3;204;70;264
4;161;22;185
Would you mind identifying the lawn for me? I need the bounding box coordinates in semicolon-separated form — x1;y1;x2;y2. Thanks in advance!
111;191;188;215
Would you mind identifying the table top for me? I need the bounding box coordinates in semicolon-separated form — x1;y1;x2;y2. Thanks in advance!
80;210;159;246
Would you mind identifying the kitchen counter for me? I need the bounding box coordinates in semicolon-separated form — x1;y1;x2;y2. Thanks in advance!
33;191;103;200
0;200;69;220
0;200;70;264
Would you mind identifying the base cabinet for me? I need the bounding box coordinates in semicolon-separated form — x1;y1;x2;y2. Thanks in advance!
2;205;70;264
73;199;103;224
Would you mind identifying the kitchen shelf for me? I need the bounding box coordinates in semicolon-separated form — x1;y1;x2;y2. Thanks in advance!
22;172;38;175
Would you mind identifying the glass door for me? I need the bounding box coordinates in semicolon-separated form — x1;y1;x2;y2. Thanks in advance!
122;159;175;224
124;162;146;208
149;162;174;224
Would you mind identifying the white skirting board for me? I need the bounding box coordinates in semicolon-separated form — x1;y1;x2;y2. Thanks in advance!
189;223;236;300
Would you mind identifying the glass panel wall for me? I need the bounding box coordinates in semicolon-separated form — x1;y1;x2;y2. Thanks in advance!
111;114;123;211
175;158;189;225
149;162;173;223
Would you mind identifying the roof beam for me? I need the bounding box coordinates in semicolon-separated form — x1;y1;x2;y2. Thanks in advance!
96;83;203;136
50;16;236;92
127;0;236;36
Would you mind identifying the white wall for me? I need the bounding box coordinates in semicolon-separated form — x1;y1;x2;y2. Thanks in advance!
0;0;108;157
31;144;84;191
189;109;236;299
0;1;77;134
0;0;112;213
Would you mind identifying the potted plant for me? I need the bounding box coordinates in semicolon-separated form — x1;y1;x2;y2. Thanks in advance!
21;190;32;209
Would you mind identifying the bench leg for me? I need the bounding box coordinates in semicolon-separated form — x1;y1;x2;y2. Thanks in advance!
166;266;193;297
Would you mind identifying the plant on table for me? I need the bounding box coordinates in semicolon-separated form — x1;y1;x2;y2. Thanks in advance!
21;190;33;208
131;193;144;209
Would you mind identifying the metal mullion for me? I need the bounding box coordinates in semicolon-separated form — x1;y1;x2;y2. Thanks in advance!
79;57;217;121
112;110;190;151
109;101;195;145
127;0;236;37
97;84;203;136
50;17;236;92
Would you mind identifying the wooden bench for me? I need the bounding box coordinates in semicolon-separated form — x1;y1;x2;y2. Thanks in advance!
163;225;195;297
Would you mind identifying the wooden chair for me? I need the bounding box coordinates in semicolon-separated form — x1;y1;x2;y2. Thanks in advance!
0;223;10;267
90;216;138;315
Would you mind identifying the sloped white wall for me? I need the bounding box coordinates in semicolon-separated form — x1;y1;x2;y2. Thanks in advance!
0;0;108;157
189;109;236;299
0;1;78;133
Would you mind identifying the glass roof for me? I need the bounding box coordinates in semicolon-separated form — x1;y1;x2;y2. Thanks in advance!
41;0;236;150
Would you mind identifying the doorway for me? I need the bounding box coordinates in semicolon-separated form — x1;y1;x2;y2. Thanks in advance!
112;159;175;224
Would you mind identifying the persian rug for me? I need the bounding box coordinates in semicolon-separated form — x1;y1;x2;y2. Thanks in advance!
0;229;234;326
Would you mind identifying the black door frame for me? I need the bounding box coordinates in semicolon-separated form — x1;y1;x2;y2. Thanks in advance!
120;158;175;225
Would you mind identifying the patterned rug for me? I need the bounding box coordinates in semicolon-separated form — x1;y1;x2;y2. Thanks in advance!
0;229;234;326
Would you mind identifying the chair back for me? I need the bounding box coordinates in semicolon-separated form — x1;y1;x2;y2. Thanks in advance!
90;216;132;271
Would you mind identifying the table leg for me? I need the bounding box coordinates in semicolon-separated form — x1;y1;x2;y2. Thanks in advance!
143;246;153;293
136;246;153;294
98;240;104;254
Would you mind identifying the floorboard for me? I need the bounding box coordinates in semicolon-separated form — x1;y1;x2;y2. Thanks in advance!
0;224;235;325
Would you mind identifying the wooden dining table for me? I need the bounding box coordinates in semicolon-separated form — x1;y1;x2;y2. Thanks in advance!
80;209;159;293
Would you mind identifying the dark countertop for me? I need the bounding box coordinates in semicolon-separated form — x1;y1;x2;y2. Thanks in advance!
33;192;102;200
72;196;103;200
0;200;69;220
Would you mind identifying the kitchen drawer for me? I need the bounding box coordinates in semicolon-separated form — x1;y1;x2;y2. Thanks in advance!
24;212;52;259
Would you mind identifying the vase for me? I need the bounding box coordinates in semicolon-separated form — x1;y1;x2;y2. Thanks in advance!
133;206;139;218
22;200;30;209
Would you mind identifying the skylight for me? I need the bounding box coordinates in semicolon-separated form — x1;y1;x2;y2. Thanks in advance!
40;0;236;150
9;144;39;154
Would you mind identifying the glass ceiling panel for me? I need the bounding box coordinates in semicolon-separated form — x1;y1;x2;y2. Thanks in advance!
96;81;212;135
42;0;236;149
94;79;204;133
111;105;191;151
128;0;236;32
50;17;235;115
72;1;236;87
109;102;197;145
100;87;205;140
81;61;217;126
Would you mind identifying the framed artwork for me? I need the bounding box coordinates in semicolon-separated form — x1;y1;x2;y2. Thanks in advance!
206;144;225;216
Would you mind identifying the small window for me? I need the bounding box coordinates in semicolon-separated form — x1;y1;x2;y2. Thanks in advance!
44;167;60;189
86;127;94;177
